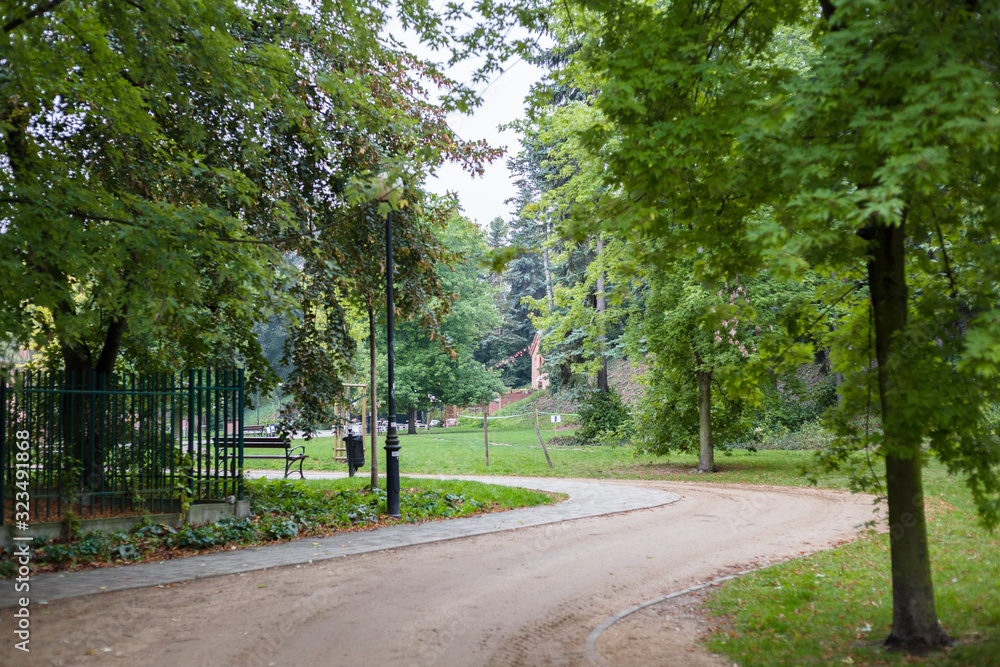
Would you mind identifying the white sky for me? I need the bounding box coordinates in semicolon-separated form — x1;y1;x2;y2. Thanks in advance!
391;4;547;229
426;57;545;228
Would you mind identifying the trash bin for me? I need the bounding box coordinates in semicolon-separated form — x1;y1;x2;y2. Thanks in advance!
343;425;365;477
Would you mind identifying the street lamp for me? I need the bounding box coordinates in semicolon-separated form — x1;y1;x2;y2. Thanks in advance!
376;173;403;517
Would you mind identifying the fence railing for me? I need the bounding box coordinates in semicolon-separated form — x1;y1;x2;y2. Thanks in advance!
1;369;244;526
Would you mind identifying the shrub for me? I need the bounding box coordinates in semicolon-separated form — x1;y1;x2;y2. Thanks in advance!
575;388;632;445
756;366;838;432
754;420;836;451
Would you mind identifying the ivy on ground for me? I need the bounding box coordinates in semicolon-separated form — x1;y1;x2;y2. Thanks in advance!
0;479;488;577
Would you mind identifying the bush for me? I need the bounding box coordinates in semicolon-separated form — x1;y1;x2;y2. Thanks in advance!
750;420;836;451
575;388;632;445
631;363;754;455
756;367;838;432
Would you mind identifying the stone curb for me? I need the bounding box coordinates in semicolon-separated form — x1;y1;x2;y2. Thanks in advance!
2;475;680;608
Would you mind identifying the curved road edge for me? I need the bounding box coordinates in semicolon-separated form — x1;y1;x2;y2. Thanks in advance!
9;476;680;607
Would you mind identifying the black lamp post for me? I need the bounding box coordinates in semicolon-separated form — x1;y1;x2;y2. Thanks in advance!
377;174;403;517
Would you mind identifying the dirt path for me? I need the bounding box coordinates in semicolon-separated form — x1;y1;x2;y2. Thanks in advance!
14;480;876;666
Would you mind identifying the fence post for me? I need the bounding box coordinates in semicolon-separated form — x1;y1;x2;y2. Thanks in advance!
483;411;489;467
49;370;61;520
534;415;554;470
157;372;168;514
0;374;6;527
238;368;245;501
187;369;195;503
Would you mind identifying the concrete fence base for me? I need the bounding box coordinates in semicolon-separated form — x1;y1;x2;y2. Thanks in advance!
1;500;251;548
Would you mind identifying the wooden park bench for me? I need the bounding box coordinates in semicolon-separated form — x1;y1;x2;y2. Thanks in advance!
214;435;308;479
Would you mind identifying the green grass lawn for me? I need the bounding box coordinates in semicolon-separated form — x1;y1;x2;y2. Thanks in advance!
247;425;650;478
250;426;853;483
700;462;1000;666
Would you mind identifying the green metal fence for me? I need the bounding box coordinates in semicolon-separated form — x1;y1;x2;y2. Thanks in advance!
1;369;244;526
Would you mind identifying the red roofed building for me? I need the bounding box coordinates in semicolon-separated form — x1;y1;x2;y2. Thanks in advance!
529;331;550;390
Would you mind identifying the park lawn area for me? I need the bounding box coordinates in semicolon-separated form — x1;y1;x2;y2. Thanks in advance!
249;427;853;484
246;427;650;478
701;460;1000;666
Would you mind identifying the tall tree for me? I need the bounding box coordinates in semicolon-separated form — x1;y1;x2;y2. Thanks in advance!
1;0;499;399
1;0;502;490
2;0;285;380
629;258;763;472
564;0;1000;650
505;30;630;395
474;216;524;385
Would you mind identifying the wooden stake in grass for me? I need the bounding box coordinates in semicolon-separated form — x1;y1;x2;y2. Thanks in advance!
483;411;489;466
534;415;554;470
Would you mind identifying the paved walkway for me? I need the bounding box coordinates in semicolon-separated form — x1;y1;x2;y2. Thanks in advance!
3;475;679;607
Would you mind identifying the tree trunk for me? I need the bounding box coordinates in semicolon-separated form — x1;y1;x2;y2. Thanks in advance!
696;369;714;473
407;405;417;435
60;336;92;495
59;314;125;498
595;234;608;393
368;300;378;490
543;221;555;312
95;315;126;375
864;218;950;649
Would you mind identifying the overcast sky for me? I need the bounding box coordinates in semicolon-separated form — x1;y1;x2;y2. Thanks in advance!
425;57;544;228
389;6;547;228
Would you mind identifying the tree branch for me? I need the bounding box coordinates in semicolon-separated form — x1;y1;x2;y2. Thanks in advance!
819;0;837;23
0;196;314;246
706;2;754;61
3;0;69;34
932;216;958;299
767;282;862;367
95;312;127;375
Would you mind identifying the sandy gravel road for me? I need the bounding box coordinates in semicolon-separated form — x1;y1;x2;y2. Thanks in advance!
8;479;876;667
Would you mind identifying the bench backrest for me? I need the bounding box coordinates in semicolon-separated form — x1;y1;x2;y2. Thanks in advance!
214;436;289;447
